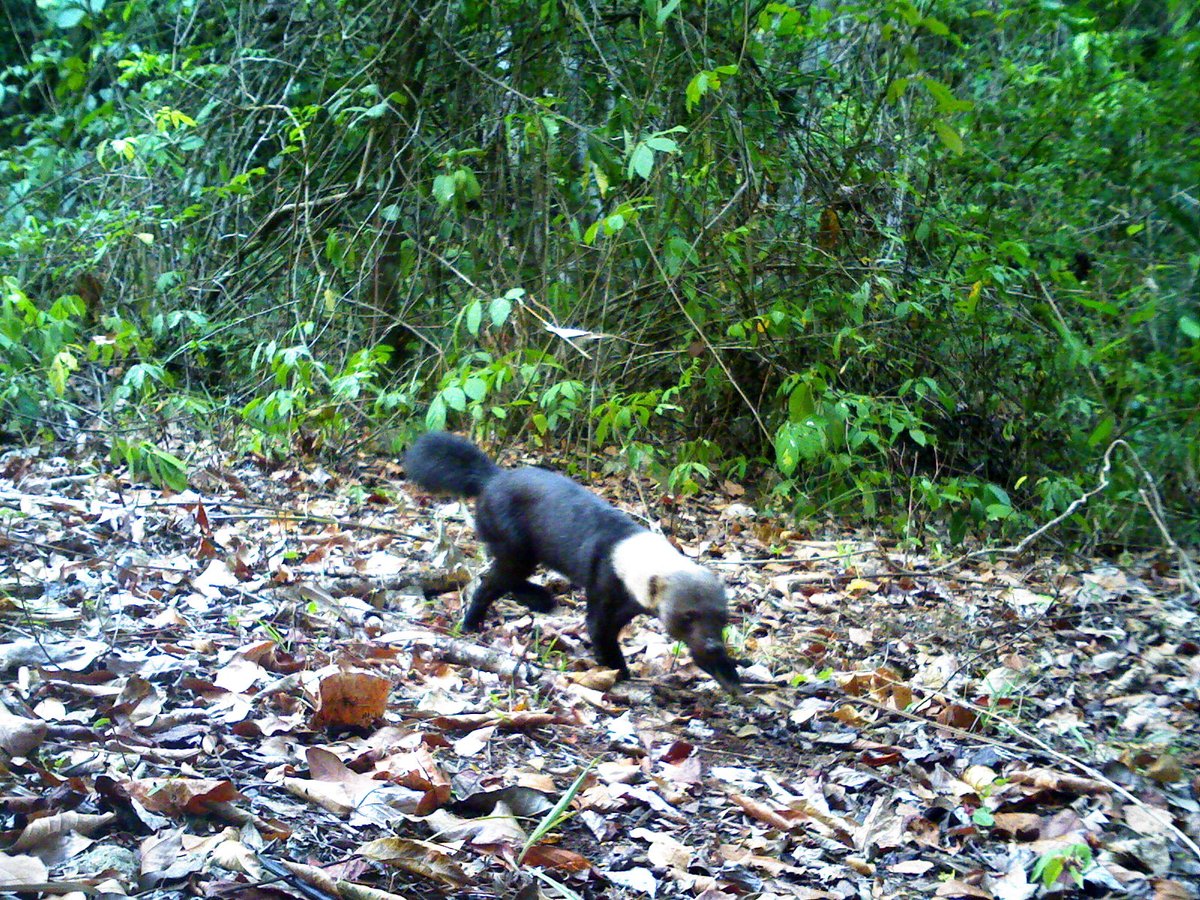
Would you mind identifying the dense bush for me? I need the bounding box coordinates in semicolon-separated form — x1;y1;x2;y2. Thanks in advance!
2;0;1196;546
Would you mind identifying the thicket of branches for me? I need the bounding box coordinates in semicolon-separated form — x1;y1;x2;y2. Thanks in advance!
2;0;1197;546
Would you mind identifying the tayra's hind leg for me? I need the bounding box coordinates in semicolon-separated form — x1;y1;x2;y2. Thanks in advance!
509;580;557;613
461;561;534;631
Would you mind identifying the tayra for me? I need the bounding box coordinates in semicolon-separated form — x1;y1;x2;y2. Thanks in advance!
405;431;741;693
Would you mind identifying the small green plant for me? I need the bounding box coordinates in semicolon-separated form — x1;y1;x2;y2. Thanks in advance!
970;807;995;828
527;628;569;673
1030;843;1094;889
111;439;188;491
258;621;287;648
518;759;595;865
240;327;394;451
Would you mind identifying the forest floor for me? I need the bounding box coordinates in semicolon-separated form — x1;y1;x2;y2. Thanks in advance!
1;438;1199;900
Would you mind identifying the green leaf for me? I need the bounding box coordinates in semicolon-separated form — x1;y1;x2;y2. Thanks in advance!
442;385;467;412
425;395;447;430
985;503;1013;520
933;121;964;155
684;73;708;109
775;419;826;475
1074;295;1120;316
465;300;483;336
920;77;973;113
887;78;909;102
1087;414;1114;447
55;7;87;28
463;377;487;401
655;0;681;27
788;383;815;421
1180;315;1200;340
456;167;481;200
432;174;456;206
490;296;513;328
629;143;655;180
920;16;949;36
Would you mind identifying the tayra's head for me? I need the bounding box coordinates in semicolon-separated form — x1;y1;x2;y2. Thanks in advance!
655;569;742;694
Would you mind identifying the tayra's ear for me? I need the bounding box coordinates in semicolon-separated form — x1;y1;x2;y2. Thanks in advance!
647;574;664;606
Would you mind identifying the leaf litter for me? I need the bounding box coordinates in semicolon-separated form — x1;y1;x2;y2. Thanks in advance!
1;444;1198;898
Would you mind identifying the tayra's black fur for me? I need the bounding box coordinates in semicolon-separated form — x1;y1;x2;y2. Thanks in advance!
405;431;741;692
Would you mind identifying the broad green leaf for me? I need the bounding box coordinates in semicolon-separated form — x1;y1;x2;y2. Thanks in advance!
788;383;815;421
442;385;467;412
1087;414;1114;447
490;296;513;328
775;419;826;475
921;16;949;36
887;78;909;102
921;77;973;113
933;121;964;155
985;503;1013;520
456;167;481;200
971;808;995;827
433;174;456;206
425;395;447;430
55;7;87;28
1180;315;1200;339
463;377;487;401
465;300;483;336
687;73;709;111
629;143;654;180
997;240;1030;266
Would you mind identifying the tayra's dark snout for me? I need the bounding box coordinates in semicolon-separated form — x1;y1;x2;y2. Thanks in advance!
689;639;743;695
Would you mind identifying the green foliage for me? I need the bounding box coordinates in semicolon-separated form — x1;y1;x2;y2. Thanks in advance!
0;278;85;427
241;330;397;454
1;0;1196;545
111;439;187;491
1030;843;1094;889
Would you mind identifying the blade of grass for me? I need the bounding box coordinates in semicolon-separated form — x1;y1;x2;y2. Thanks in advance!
517;758;596;865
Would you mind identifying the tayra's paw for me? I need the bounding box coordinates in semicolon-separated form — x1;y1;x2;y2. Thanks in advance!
460;614;485;632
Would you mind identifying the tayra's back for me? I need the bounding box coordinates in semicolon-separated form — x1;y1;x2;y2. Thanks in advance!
476;467;639;585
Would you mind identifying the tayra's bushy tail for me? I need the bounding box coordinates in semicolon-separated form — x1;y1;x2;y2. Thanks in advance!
405;431;500;497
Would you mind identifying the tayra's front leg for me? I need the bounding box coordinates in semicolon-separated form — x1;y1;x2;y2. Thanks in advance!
585;594;642;680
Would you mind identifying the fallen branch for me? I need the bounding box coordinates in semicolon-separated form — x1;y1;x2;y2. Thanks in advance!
380;629;559;691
